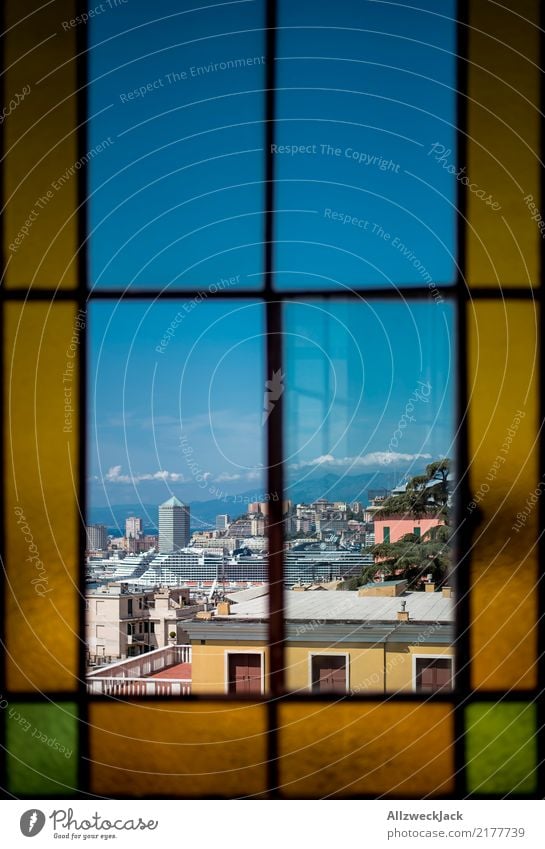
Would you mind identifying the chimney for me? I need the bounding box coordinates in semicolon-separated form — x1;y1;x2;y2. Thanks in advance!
425;582;436;593
397;600;409;622
216;601;231;616
442;586;453;598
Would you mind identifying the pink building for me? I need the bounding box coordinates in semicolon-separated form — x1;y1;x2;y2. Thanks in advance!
374;516;443;544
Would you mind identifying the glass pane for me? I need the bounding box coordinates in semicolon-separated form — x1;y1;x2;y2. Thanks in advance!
278;702;453;797
282;300;455;694
89;0;265;290
3;0;79;288
5;303;79;691
467;1;540;287
466;703;537;794
87;301;268;695
274;0;456;290
6;703;78;797
90;702;267;797
468;302;538;690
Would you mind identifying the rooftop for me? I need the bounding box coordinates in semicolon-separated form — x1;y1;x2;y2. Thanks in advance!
160;496;185;508
225;585;269;603
215;590;453;623
360;580;406;588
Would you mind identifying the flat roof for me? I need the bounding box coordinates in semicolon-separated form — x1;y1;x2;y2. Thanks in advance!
361;580;407;587
218;590;453;623
225;585;269;603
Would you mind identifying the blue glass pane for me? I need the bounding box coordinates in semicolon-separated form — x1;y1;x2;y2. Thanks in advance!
88;300;266;527
274;0;456;289
284;300;455;487
89;1;265;289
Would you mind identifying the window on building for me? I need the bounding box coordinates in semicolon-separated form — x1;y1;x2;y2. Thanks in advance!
127;600;133;616
227;654;263;695
415;657;453;693
413;527;421;538
311;655;347;694
383;527;391;544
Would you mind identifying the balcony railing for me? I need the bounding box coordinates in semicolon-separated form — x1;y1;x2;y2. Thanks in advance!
87;677;191;696
87;644;191;688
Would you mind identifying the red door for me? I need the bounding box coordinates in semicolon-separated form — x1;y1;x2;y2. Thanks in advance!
312;656;346;693
228;654;262;694
416;658;452;692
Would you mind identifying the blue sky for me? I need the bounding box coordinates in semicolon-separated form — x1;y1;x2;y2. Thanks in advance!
88;298;454;507
89;0;266;289
88;0;456;290
87;1;456;509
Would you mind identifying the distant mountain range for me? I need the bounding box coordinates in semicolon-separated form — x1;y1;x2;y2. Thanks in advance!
89;469;407;534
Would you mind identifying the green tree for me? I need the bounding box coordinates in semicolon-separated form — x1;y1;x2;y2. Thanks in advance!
380;458;451;522
337;562;381;591
371;525;452;588
370;459;453;587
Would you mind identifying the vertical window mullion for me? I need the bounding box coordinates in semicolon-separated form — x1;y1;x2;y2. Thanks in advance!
264;0;283;797
454;0;470;799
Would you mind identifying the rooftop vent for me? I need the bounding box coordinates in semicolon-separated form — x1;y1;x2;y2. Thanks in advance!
397;600;409;622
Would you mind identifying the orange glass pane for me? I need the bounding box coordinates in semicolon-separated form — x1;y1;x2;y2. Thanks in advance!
5;302;79;690
278;702;453;797
3;0;78;288
468;301;538;690
467;0;540;287
90;702;267;797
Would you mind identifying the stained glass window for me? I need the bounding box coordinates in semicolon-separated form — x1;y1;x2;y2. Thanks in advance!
1;0;542;799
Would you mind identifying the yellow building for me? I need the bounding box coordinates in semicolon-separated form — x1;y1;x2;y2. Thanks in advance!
184;585;454;695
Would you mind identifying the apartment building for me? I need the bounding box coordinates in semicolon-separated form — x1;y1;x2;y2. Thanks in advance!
184;586;454;695
86;583;190;662
374;516;443;544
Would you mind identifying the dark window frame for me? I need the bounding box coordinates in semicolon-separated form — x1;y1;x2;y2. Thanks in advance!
77;0;461;705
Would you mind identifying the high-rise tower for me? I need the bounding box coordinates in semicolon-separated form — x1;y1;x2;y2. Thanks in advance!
158;496;190;552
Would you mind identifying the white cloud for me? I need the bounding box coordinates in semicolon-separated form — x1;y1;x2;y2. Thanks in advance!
214;472;242;482
289;452;432;470
104;465;187;484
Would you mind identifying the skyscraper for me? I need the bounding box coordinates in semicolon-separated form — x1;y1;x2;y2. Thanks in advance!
158;496;190;552
216;514;230;531
125;516;143;539
86;523;108;551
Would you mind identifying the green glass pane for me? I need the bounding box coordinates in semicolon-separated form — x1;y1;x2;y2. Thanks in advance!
466;703;537;794
6;702;78;796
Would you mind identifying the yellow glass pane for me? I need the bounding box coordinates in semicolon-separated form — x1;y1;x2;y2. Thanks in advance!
467;0;539;287
3;0;78;288
5;302;79;690
90;702;267;797
468;301;538;689
278;702;453;797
